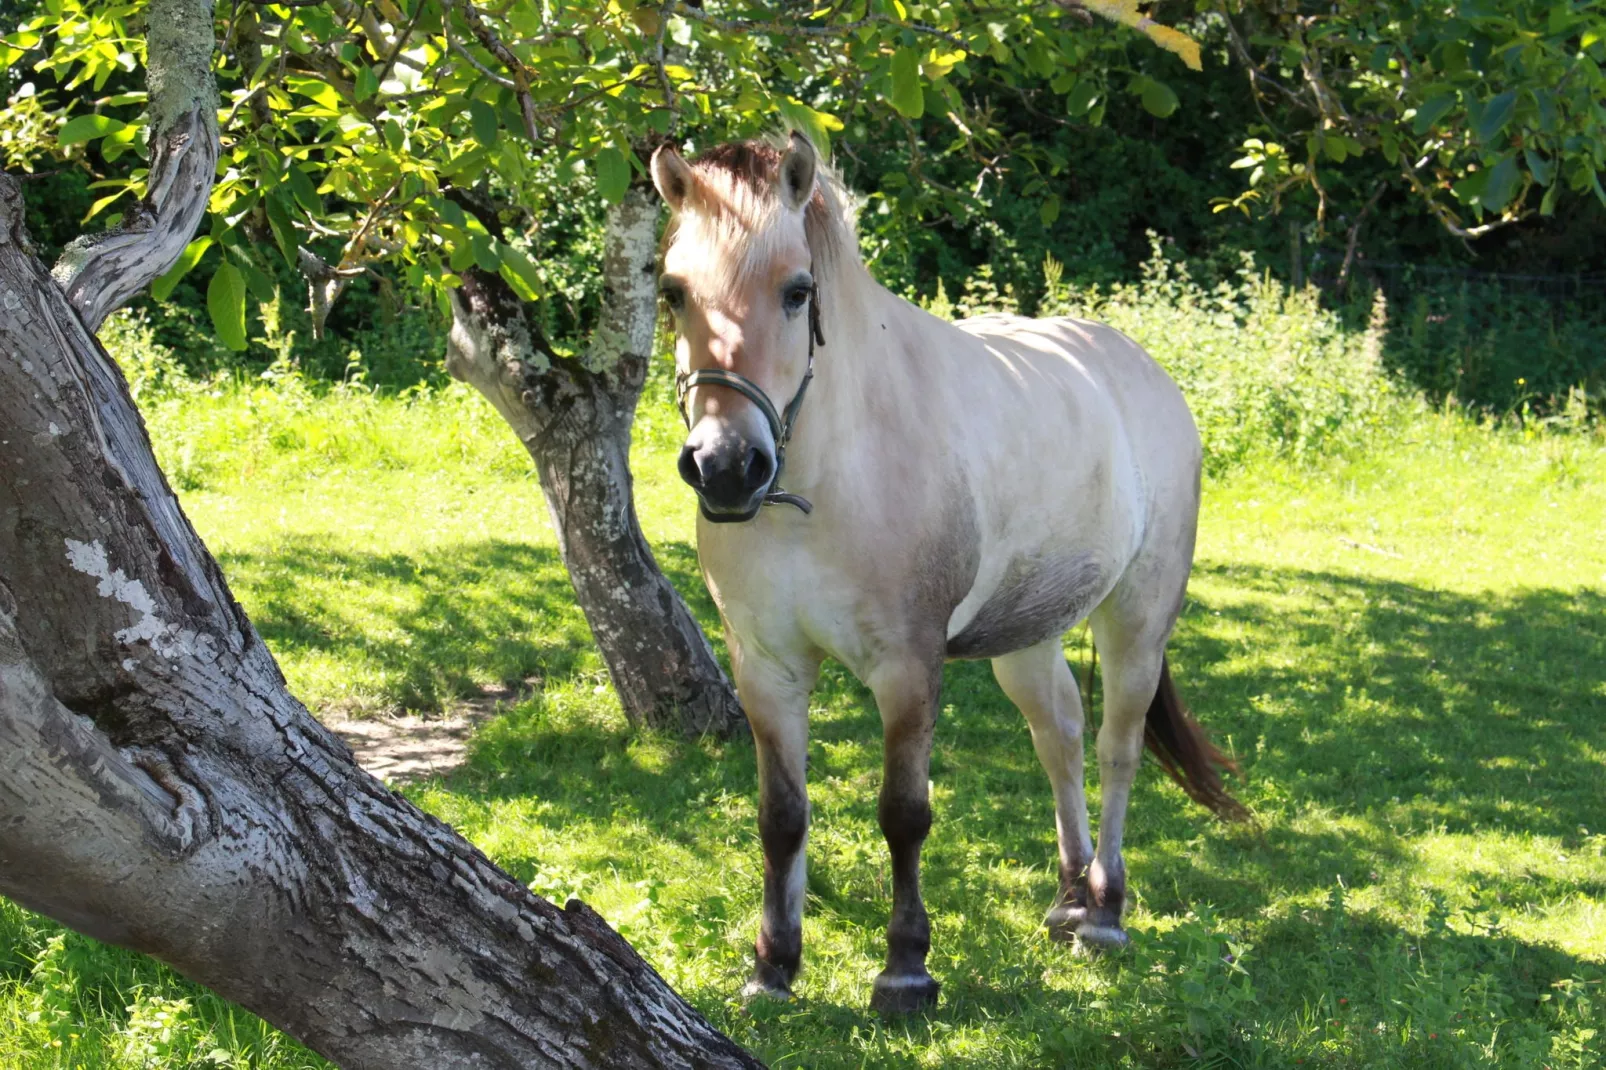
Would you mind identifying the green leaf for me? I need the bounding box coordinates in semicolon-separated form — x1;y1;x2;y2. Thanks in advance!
1412;93;1456;134
284;75;340;111
264;193;298;268
152;237;211;302
595;146;630;205
1475;90;1517;144
469;99;498;146
1524;148;1554;187
889;48;924;119
1026;43;1055;77
287;166;322;214
59;114;125;146
1540;180;1559;215
1480;154;1520;213
470;232;500;272
207;262;248;352
498;243;543;301
1451;168;1487;208
777;98;843;159
384;119;404;152
354;66;378;102
1140;79;1179;118
1039;194;1061;226
1065;80;1097;116
83;188;131;222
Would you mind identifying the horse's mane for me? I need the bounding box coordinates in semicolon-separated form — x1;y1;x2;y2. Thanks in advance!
660;137;863;295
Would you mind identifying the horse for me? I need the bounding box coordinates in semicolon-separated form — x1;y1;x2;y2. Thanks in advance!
650;132;1247;1015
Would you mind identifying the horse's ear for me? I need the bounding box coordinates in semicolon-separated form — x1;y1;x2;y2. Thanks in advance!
651;144;696;211
778;131;817;212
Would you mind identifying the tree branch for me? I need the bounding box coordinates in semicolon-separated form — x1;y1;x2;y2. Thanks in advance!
450;0;541;140
51;0;220;332
673;2;968;50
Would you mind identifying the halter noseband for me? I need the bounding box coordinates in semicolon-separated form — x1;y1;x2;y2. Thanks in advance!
675;276;824;516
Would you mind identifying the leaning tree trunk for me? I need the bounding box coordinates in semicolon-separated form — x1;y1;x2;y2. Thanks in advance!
0;175;761;1069
446;184;745;737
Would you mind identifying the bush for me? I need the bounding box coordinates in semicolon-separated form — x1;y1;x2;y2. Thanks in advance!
927;236;1404;474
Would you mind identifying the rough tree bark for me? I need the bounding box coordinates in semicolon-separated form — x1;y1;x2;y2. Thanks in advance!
445;183;746;737
0;0;760;1061
0;175;761;1068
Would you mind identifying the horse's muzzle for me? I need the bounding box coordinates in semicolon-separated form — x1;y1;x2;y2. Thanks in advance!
679;435;775;522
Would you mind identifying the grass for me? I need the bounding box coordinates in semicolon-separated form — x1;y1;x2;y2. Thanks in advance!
3;361;1604;1066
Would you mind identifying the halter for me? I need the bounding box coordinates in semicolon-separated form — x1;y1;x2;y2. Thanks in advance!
675;276;824;515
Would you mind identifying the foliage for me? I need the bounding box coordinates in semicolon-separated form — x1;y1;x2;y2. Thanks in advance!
4;372;1605;1066
925;237;1401;472
1366;278;1606;418
0;0;1202;351
1217;0;1606;240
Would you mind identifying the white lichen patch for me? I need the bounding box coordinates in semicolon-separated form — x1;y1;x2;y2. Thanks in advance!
64;538;217;662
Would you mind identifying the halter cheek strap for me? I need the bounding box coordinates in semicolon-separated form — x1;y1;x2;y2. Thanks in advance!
675;278;823;515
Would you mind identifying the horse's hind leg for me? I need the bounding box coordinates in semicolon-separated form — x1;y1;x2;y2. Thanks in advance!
992;638;1094;942
867;654;944;1015
1080;592;1175;951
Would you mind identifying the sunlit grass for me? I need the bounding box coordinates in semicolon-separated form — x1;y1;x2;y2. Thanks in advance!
2;376;1603;1067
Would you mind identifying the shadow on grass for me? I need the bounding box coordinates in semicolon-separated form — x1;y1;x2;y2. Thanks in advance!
193;529;1606;1063
440;560;1602;1013
214;534;724;713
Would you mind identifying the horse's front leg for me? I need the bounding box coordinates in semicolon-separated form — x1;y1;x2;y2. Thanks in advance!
734;647;819;1001
868;655;944;1015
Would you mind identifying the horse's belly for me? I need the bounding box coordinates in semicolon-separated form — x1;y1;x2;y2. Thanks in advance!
944;549;1112;660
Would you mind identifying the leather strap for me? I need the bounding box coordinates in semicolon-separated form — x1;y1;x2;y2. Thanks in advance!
675;275;822;515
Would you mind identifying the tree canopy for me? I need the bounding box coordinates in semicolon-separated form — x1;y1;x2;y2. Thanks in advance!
2;0;1206;347
3;1;1603;351
1219;0;1606;242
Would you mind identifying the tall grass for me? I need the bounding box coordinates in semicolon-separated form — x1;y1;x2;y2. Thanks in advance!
926;237;1407;473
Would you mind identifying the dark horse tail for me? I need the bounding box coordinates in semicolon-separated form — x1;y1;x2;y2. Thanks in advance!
1143;657;1251;822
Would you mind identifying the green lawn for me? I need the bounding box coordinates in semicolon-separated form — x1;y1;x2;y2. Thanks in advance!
3;380;1603;1068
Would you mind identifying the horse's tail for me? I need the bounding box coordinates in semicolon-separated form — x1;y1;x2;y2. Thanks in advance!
1143;656;1251;822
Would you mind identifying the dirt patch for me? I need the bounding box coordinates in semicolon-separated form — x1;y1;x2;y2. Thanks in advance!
324;679;535;784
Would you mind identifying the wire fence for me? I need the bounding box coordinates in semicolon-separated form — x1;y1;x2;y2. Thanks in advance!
1308;253;1606;307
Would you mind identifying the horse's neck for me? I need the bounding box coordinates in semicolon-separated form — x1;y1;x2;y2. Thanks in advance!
782;272;922;491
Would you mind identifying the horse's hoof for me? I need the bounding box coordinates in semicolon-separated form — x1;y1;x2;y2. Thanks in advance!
739;977;794;1003
1074;922;1131;955
869;970;941;1016
1045;903;1088;943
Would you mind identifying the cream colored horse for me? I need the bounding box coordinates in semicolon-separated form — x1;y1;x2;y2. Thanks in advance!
652;134;1246;1015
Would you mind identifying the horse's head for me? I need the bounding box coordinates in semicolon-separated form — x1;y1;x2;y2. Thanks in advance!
652;134;825;523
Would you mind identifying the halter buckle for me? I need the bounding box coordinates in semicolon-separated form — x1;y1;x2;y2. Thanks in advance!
674;276;823;515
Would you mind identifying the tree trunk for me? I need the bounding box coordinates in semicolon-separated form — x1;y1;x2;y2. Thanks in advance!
446;185;745;737
0;175;761;1069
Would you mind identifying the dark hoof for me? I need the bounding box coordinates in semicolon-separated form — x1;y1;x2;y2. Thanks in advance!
1074;922;1131;955
1045;903;1088;943
739;976;794;1002
869;970;941;1016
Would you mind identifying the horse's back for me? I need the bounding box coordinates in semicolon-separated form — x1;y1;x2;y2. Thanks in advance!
956;314;1194;438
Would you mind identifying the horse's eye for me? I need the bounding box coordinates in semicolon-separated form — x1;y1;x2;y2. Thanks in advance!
782;284;811;314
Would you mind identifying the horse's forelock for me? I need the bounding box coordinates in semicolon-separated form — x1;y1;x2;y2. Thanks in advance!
662;139;856;295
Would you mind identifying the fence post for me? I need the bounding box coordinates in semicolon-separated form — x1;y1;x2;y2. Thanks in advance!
1289;220;1303;289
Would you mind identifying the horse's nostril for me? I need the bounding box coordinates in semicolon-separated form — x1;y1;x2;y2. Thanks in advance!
742;447;774;492
678;444;703;488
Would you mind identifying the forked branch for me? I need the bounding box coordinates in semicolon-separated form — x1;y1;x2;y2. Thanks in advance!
51;0;219;332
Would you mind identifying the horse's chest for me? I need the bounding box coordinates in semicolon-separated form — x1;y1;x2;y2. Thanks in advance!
944;550;1110;660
